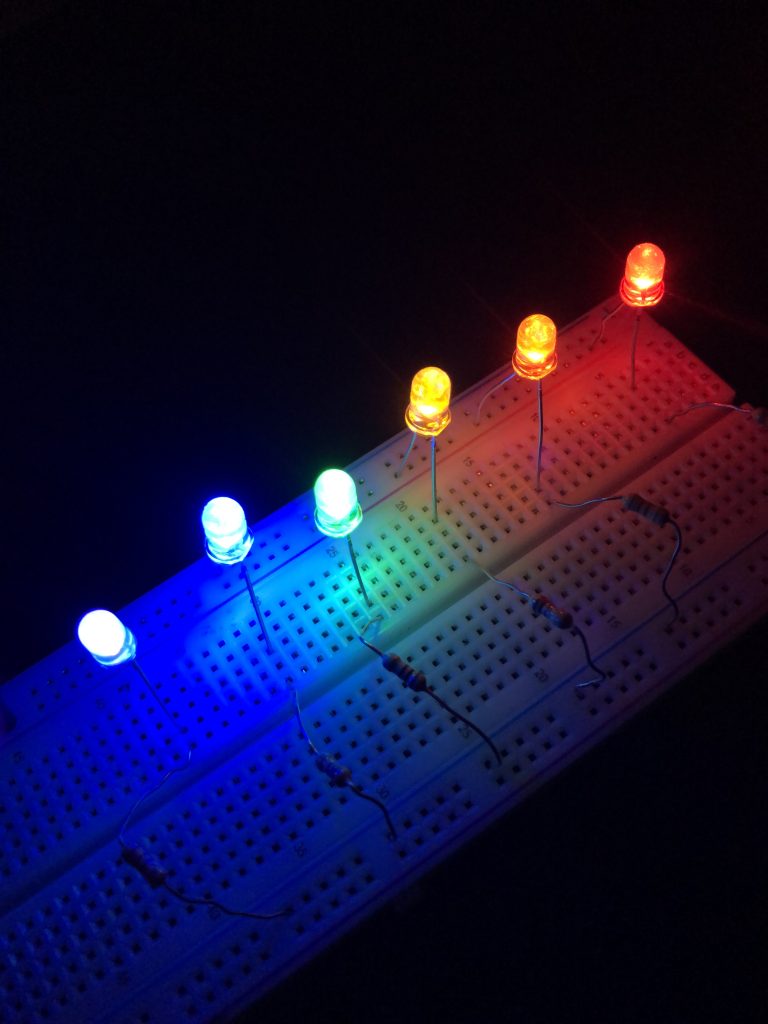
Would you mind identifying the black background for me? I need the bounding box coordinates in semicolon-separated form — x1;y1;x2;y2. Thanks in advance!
1;3;766;1022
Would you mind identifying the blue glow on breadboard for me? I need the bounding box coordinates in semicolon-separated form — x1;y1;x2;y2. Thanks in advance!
1;299;767;1024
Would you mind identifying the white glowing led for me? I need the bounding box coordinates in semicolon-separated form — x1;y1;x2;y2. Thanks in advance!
313;469;363;538
77;609;136;667
201;496;254;564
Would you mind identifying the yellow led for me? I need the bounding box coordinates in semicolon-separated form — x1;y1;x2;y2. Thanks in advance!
512;314;557;381
405;366;452;437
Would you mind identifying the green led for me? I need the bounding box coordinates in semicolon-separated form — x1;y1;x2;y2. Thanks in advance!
313;469;363;538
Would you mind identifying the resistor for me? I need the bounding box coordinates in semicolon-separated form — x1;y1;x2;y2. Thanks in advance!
122;844;168;888
380;653;428;692
359;633;502;767
530;595;573;629
315;753;353;788
621;493;670;526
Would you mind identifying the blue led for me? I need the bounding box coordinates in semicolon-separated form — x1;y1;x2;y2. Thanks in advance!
77;610;137;667
201;497;254;565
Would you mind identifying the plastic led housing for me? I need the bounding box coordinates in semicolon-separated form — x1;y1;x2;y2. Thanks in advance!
314;469;363;538
512;314;558;381
77;609;136;666
620;242;665;307
405;366;452;437
202;496;254;565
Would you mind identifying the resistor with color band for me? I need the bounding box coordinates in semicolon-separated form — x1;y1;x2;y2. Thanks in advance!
530;595;573;630
358;635;502;764
315;753;354;788
122;844;168;888
621;493;670;526
380;653;428;692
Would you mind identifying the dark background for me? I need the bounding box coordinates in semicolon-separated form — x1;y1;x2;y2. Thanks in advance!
1;3;766;1022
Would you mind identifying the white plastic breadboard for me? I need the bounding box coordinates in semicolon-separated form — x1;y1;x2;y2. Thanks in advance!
2;301;767;1024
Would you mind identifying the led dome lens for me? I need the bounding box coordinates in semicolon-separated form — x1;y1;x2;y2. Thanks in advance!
201;496;254;564
512;314;558;381
77;609;136;666
405;367;452;437
620;242;665;307
314;469;363;538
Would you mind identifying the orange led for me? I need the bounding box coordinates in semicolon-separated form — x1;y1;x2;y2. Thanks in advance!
620;242;665;307
512;314;557;381
405;366;452;437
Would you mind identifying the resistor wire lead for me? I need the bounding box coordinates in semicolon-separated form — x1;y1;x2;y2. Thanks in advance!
358;636;503;765
479;568;607;688
119;661;193;849
291;685;397;839
120;662;288;919
588;301;624;351
667;401;767;425
121;844;288;919
474;371;517;424
551;492;683;624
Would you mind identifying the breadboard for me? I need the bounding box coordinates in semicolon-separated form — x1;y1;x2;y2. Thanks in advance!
1;301;767;1024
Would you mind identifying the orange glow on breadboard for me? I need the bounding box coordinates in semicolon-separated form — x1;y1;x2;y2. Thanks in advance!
620;242;665;307
512;314;557;381
405;366;452;437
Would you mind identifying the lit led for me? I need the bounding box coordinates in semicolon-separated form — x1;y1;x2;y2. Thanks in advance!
201;496;253;565
77;609;136;666
314;469;363;538
405;366;452;437
620;242;665;307
512;314;557;381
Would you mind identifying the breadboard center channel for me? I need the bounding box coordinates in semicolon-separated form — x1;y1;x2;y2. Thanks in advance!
1;301;767;1024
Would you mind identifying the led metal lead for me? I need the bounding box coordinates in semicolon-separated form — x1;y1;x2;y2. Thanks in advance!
402;366;452;522
201;496;272;653
314;469;370;606
620;242;665;389
514;314;557;492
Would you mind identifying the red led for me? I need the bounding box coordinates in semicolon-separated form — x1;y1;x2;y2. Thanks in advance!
620;242;665;307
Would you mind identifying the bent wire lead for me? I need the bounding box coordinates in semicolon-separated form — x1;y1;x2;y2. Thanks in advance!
512;313;558;492
619;242;665;390
77;610;286;920
314;468;371;606
588;300;624;350
476;569;607;689
553;492;684;624
474;370;517;424
121;658;193;847
121;845;289;921
404;365;452;522
358;634;503;765
667;401;766;423
291;683;396;838
395;430;417;477
202;496;273;653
